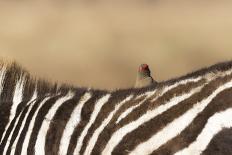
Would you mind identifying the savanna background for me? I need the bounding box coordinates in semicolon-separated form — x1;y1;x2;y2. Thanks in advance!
0;0;232;90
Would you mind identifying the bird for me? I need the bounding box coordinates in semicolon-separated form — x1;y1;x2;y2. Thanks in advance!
134;64;157;88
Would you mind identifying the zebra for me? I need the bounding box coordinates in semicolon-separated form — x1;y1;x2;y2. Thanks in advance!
0;60;232;155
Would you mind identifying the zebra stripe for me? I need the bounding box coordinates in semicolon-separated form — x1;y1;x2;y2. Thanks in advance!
12;76;25;119
0;65;6;96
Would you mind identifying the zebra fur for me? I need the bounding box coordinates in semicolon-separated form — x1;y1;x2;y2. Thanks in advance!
0;61;232;155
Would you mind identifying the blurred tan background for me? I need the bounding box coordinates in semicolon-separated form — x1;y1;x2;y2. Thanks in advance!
0;0;232;90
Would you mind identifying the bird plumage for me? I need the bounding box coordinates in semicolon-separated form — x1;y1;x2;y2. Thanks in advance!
135;64;157;88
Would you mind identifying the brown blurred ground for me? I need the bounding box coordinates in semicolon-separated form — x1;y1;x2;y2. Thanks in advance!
0;1;232;90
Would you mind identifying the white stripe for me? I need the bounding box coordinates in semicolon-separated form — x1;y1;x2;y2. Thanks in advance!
0;65;6;96
130;80;232;155
27;88;38;106
83;95;133;155
134;92;150;100
59;92;92;155
10;100;36;155
0;76;25;144
10;91;38;155
102;86;203;155
21;97;51;155
116;91;155;124
12;76;25;118
34;93;75;155
175;108;232;155
73;94;111;155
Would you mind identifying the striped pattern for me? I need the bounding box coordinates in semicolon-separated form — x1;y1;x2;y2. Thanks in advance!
0;61;232;155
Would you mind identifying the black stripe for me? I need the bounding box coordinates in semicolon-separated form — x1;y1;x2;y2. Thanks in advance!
203;128;232;155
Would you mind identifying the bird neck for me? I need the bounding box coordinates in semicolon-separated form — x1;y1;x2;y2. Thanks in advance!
137;71;151;79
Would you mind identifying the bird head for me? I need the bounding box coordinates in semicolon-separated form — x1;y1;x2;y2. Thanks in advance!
138;64;151;77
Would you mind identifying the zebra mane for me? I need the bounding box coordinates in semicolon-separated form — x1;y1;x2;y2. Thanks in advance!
0;61;89;101
0;60;232;96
